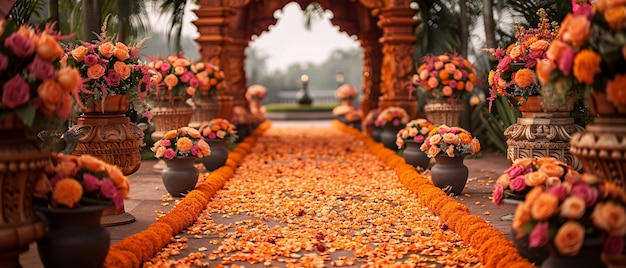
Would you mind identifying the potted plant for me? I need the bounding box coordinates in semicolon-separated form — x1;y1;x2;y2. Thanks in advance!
413;52;478;126
151;126;211;197
375;106;410;150
33;153;131;268
395;118;435;170
419;125;481;196
198;118;237;171
363;108;381;141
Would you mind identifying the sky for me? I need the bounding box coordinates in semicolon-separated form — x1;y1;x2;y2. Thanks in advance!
148;2;361;72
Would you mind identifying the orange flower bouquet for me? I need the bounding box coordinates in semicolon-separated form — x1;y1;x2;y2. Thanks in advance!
151;126;211;160
419;125;480;158
537;0;626;109
147;52;203;103
65;19;152;112
512;172;626;259
395;118;435;149
413;52;478;103
0;19;80;132
194;62;226;97
486;8;558;107
492;157;573;206
245;84;267;101
34;153;130;210
374;107;409;127
363;108;380;128
198;118;237;142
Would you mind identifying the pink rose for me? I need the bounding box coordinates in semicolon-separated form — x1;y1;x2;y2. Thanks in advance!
492;183;504;206
603;235;625;255
160;62;171;73
529;221;549;248
164;148;176;159
570;181;598;208
505;165;527;178
180;71;194;83
0;53;8;73
189;78;200;88
82;173;101;192
111;190;124;212
160;139;171;147
99;178;117;199
547;184;569;202
28;56;56;81
208;132;217;139
496;56;512;71
83;54;99;66
191;145;202;157
4;33;35;58
414;135;424;143
106;70;121;87
557;45;576;75
509;176;527;192
2;75;30;109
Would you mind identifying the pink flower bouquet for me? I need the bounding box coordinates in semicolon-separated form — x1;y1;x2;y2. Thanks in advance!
375;107;409;127
335;84;358;100
413;52;478;103
151;127;211;160
198;118;237;142
245;84;268;101
395;118;435;149
148;52;204;103
419;125;480;158
194;62;226;96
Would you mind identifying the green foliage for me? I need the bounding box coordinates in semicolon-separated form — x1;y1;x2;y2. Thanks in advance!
264;103;335;113
479;96;520;153
10;0;46;25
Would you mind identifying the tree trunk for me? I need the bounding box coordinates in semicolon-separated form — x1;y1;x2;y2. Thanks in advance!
458;0;469;58
48;0;59;30
483;0;496;59
82;0;100;41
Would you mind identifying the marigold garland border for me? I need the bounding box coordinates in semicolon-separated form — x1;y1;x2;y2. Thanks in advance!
103;120;272;268
333;121;534;267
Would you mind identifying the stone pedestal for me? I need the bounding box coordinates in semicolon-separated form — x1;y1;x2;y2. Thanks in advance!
504;114;584;171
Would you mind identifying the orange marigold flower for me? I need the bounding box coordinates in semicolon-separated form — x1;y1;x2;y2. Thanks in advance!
514;68;535;88
573;49;601;85
52;178;83;208
607;74;626;105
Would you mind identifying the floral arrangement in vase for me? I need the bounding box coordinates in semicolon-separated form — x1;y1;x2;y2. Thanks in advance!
194;61;226;97
245;84;267;101
395;118;435;149
419;125;481;158
536;0;626;110
198;118;237;142
486;8;558;108
512;172;626;257
65;18;152;112
34;153;130;210
335;84;358;101
0;19;81;131
147;52;203;103
492;157;573;206
413;52;478;103
374;107;410;127
363;108;380;129
151;126;211;159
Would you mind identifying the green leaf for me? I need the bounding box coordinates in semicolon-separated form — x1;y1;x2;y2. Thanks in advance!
14;103;37;127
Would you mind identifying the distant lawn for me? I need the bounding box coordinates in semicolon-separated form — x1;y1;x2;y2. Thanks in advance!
265;103;336;112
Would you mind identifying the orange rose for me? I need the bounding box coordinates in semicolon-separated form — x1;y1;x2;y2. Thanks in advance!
196;139;211;156
539;163;565;178
512;158;533;169
438;55;449;62
429;134;442;145
105;164;126;186
52;178;83;208
458;132;471;144
560;196;586;220
176;137;193;152
561;15;591;47
154;146;166;158
545;176;562;188
530;192;559;221
71;45;88;61
604;6;626;31
439;70;450;80
434;61;444;70
87;64;106;80
445;145;455;157
442;133;458;144
163;74;179;89
151;72;163;84
98;42;116;58
54;157;78;176
453;70;463;80
465;81;474;92
529;40;549;51
524;171;548;187
525;186;544;205
37;80;64;108
174;66;185;75
509;45;524;59
456;81;465;90
535;59;555;85
512;203;531;238
427;145;441;158
185;127;201;138
163;130;177;139
167;55;178;63
113;61;131;80
186;86;196;96
546;40;569;62
78;154;107;172
117;177;130;199
442;86;453;96
607;74;626;105
496;174;511;189
36;33;64;62
591;202;626;236
114;42;130;61
470;138;480;154
535;157;561;166
427;77;439;89
173;58;191;67
554;221;585;256
419;69;429;80
444;63;456;74
56;67;81;94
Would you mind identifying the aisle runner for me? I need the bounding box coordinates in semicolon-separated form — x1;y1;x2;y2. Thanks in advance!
143;127;485;267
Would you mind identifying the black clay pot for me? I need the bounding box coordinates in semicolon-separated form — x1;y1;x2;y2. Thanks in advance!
202;139;229;171
380;124;404;150
162;156;199;197
371;127;382;142
402;139;430;170
430;154;468;196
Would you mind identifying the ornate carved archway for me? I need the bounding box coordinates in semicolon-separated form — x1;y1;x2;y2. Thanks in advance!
193;0;420;119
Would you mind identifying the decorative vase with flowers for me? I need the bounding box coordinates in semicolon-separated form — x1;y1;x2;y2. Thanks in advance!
363;108;381;141
538;0;626;189
375;106;410;150
0;19;81;267
512;171;626;268
245;84;267;123
335;84;358;106
420;125;481;196
64;18;153;176
33;152;131;268
198;118;237;171
189;62;225;128
395;119;435;170
487;9;583;170
151;127;210;197
413;52;477;126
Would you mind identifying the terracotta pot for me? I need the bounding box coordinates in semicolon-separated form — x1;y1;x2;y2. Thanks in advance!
161;157;199;197
380;123;403;150
201;140;229;171
541;237;606;268
514;96;574;116
0;127;47;268
430;154;468;196
82;94;129;114
424;100;464;126
36;206;110;268
402;139;430;170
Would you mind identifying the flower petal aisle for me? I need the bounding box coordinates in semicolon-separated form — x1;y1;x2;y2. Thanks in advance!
106;121;533;267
